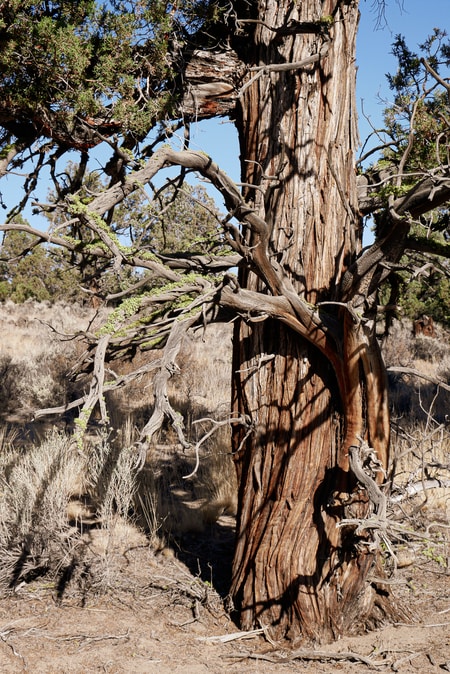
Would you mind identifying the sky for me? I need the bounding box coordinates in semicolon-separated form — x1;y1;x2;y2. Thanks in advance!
1;1;447;226
356;0;447;155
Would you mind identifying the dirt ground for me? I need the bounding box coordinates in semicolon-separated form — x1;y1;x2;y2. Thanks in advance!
0;514;449;674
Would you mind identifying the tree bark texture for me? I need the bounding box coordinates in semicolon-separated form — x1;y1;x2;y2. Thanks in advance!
230;0;389;643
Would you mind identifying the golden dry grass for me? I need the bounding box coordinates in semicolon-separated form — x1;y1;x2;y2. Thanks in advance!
0;301;448;595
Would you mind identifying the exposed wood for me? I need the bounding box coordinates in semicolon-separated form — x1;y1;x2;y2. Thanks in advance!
181;50;242;119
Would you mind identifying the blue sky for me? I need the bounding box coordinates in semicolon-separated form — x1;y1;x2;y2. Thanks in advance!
356;0;447;154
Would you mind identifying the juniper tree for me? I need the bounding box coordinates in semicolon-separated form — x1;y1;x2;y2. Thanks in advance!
1;1;449;643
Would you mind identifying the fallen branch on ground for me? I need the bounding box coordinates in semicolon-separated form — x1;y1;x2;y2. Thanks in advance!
227;648;385;667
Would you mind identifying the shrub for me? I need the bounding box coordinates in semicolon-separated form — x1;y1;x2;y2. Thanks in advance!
0;430;85;586
0;428;144;593
0;355;21;414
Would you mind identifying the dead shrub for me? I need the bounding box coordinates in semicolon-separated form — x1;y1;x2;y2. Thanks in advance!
412;335;450;362
0;355;21;414
0;301;96;420
383;319;450;423
382;319;416;369
389;416;450;517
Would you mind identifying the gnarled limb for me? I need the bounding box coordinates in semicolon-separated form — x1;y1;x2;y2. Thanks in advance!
33;358;164;420
73;334;111;448
134;313;201;468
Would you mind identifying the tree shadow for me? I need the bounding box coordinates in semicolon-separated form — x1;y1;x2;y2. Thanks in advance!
388;371;450;423
136;451;236;600
172;516;236;600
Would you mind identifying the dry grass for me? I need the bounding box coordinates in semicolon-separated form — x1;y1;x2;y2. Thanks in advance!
0;299;99;419
379;321;449;576
383;318;450;423
0;428;85;587
0;425;147;593
0;302;236;594
0;301;449;598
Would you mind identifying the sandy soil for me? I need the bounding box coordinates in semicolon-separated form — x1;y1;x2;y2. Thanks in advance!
0;516;449;674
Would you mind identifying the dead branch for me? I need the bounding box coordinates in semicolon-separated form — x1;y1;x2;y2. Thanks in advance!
236;19;327;36
395;98;421;189
71;334;110;447
349;441;387;519
198;628;264;643
37;629;130;646
67;204;126;274
0;220;183;281
33;358;163;419
153;252;241;273
134;314;201;469
387;366;450;392
394;169;450;219
390;479;450;503
248;50;326;74
421;57;450;98
343;440;400;561
182;415;251;479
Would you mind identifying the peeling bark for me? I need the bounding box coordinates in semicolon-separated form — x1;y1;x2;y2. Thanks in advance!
181;50;242;119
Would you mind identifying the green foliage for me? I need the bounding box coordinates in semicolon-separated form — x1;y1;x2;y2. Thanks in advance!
376;31;450;326
383;30;450;176
139;184;224;254
41;163;225;308
0;0;179;137
0;1;229;317
0;226;80;303
0;0;227;155
398;263;450;327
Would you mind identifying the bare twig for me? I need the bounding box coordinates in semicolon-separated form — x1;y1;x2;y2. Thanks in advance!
227;648;385;667
198;628;264;643
182;415;251;479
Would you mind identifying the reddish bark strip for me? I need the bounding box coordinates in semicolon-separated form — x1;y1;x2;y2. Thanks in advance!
229;0;392;643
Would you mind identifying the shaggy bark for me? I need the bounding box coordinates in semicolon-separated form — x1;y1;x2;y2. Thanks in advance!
228;0;394;643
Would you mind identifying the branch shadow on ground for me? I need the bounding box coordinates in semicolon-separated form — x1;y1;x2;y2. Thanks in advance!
137;451;236;600
173;517;236;600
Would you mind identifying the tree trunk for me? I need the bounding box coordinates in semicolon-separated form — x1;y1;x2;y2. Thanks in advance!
230;0;391;643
